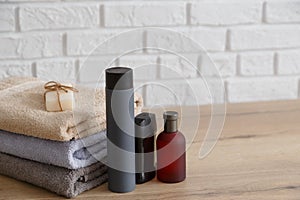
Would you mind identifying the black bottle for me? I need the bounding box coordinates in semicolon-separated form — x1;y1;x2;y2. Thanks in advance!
135;112;157;184
105;67;135;193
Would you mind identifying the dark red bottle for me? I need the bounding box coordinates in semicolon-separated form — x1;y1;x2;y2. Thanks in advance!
156;111;186;183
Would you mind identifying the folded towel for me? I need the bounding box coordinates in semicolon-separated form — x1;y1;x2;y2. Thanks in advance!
0;152;108;198
0;77;143;141
0;129;107;169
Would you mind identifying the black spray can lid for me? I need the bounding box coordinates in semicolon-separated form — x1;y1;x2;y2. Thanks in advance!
135;113;157;138
105;67;133;90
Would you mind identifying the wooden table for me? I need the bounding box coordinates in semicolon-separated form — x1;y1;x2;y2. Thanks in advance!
1;100;300;199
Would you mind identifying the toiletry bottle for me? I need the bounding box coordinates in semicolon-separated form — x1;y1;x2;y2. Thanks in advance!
106;67;135;193
156;111;186;183
135;113;157;184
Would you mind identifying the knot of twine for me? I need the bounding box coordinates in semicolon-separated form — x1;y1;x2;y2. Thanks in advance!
44;81;79;111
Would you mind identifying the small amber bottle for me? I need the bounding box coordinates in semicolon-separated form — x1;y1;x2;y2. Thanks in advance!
156;111;186;183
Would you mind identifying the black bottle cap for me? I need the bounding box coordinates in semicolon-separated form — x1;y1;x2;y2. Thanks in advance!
163;111;178;120
135;113;157;138
163;111;178;133
105;67;133;90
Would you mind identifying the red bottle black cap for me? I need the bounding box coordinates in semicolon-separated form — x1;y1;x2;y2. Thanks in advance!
105;67;133;90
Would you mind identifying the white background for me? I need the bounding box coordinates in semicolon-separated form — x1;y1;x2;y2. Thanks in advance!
0;0;299;106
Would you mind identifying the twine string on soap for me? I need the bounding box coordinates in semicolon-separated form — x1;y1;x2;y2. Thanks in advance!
44;81;79;111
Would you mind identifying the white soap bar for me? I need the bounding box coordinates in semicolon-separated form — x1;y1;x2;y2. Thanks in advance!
45;84;74;112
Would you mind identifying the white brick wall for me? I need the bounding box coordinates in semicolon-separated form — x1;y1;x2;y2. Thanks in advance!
227;77;298;102
20;4;100;31
104;2;186;27
230;25;300;50
266;0;300;23
0;7;15;32
277;50;300;75
0;0;299;106
201;53;236;77
239;52;274;76
79;56;118;82
67;29;143;56
35;59;76;81
186;28;227;52
0;33;62;59
159;54;199;79
119;55;159;80
67;30;115;56
0;61;31;79
190;2;262;25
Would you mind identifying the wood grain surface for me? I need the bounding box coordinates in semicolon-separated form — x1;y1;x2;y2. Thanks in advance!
1;100;300;200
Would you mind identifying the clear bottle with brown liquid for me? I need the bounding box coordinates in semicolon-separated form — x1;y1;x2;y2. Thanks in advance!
156;111;186;183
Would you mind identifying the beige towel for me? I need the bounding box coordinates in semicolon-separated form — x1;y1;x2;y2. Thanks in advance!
0;77;143;141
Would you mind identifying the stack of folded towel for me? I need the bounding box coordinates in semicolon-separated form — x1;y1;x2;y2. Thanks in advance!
0;77;143;198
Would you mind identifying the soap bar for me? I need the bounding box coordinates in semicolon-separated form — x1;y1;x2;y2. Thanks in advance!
45;84;74;112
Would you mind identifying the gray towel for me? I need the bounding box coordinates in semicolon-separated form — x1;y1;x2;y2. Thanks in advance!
0;152;108;198
0;129;107;169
